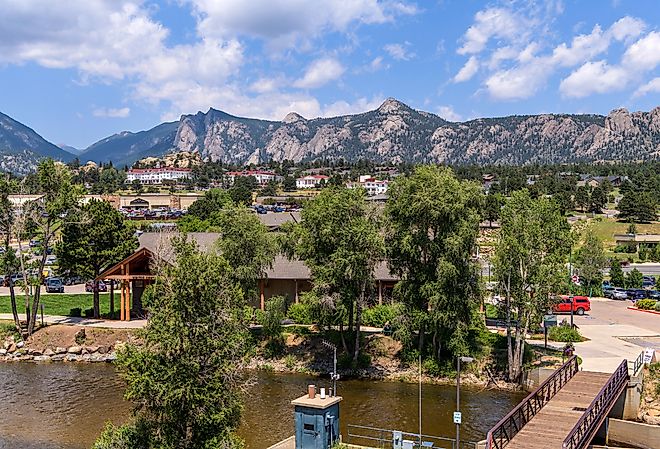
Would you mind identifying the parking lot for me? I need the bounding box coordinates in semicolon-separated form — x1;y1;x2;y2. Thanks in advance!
0;283;88;296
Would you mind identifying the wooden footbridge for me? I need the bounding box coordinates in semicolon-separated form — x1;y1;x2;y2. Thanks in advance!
486;356;630;449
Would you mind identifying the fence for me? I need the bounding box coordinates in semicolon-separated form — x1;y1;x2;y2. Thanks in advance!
347;424;478;449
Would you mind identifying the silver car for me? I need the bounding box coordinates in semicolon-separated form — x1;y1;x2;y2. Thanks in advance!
611;288;627;300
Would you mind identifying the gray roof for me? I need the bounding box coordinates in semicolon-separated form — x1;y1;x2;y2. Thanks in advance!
257;212;300;230
137;232;397;281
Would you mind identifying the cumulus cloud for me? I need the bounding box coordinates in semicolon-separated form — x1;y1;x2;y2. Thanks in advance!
437;105;462;122
293;57;345;89
384;42;415;60
559;60;630;97
453;56;479;82
634;77;660;97
623;31;660;71
458;7;527;55
188;0;416;48
486;61;552;100
92;107;131;118
322;96;385;117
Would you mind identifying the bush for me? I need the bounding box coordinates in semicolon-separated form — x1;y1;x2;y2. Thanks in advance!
70;307;82;317
422;358;454;377
287;302;314;324
655;302;660;312
548;324;583;342
362;303;401;328
636;299;657;310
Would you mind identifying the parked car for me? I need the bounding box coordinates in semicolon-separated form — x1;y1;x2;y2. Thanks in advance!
625;289;647;301
643;275;656;285
552;295;591;315
29;239;41;248
85;280;108;292
63;275;84;286
645;290;660;300
45;255;57;266
45;277;65;293
611;288;628;300
602;285;614;298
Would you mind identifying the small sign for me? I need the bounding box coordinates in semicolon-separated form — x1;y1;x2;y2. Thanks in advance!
571;275;580;285
643;348;656;365
453;411;462;424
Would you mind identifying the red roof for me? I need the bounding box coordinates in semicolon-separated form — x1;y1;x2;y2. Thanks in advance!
128;167;191;174
226;170;276;176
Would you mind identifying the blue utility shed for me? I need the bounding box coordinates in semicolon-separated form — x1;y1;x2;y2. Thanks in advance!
292;394;342;449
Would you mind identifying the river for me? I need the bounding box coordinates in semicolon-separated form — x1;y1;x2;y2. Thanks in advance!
0;364;524;448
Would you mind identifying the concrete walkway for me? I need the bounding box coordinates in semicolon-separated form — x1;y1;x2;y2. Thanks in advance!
539;297;659;373
0;313;146;329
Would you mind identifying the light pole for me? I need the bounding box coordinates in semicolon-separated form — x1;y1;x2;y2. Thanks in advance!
456;356;474;449
322;340;339;396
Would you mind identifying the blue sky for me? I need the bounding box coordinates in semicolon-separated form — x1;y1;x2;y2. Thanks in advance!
0;0;659;149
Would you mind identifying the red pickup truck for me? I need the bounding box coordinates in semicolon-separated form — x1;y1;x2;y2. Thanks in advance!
552;295;591;315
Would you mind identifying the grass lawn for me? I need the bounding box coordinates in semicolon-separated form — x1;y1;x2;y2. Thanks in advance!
0;293;116;317
588;218;660;247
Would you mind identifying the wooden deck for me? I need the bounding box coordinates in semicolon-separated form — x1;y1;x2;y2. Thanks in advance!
506;371;612;449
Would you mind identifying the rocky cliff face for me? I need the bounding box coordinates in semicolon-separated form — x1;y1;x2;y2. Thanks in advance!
164;99;659;166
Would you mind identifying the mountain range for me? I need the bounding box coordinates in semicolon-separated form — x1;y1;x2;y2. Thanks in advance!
1;99;659;173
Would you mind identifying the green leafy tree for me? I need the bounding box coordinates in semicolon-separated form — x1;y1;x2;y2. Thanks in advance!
57;200;138;318
95;237;247;449
213;207;277;301
230;177;255;205
575;230;607;293
187;188;233;220
0;177;21;331
494;190;573;381
23;160;83;335
609;261;625;287
588;186;606;213
131;179;143;194
260;180;278;197
625;267;643;288
289;187;384;362
282;175;296;192
574;186;590;212
619;191;658;223
483;193;504;226
386;166;482;360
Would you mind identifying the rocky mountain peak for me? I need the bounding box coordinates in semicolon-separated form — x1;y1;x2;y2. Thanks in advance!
605;108;636;135
282;112;306;124
377;98;409;114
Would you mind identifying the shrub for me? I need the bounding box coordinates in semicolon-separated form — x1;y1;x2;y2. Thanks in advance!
636;299;657;310
655;302;660;312
549;324;583;342
284;354;296;370
70;307;82;317
287;302;314;324
362;303;401;328
262;296;286;358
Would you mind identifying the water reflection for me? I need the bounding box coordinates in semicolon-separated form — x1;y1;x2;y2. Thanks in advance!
0;364;523;449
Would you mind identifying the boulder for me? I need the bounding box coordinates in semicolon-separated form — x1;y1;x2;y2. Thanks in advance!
7;343;16;353
0;349;6;355
28;348;42;356
67;346;82;355
648;408;660;417
33;355;51;362
50;354;65;362
55;347;67;354
16;341;24;348
86;346;100;353
43;348;55;357
65;354;81;362
97;346;108;354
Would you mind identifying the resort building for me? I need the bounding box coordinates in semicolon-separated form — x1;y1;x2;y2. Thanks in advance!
296;175;329;189
126;167;191;185
225;170;280;186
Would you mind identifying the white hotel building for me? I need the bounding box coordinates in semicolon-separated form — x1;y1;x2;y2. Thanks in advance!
126;167;192;185
225;170;280;186
347;175;389;196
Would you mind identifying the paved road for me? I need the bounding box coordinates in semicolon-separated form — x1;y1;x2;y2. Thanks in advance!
0;283;89;296
566;297;658;372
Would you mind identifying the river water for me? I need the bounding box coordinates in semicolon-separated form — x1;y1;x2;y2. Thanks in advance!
0;364;524;449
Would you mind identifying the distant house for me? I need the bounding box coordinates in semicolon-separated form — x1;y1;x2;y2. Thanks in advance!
126;167;191;185
225;170;280;186
576;174;629;188
347;175;389;196
296;175;329;189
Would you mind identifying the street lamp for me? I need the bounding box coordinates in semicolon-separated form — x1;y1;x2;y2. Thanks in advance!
456;356;474;449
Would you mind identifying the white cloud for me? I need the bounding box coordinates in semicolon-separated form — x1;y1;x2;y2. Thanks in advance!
458;7;526;55
437;105;462;122
559;60;630;97
623;31;660;71
609;16;646;41
92;107;131;118
634;77;660;97
485;60;551;100
293;57;345;89
188;0;416;48
369;56;386;71
384;42;414;60
248;77;281;94
453;56;479;82
322;96;385;117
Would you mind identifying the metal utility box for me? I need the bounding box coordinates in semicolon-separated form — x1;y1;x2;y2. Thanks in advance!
292;394;342;449
543;314;558;328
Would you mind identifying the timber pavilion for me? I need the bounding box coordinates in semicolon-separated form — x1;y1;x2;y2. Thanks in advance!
98;232;398;321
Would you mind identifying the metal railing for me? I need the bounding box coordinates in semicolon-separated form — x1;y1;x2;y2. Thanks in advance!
630;351;645;376
562;359;629;449
485;355;579;449
347;424;477;449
